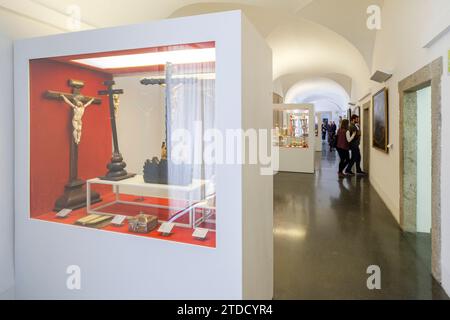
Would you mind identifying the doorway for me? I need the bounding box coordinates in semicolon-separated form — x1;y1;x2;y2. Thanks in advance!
399;57;442;282
416;86;432;234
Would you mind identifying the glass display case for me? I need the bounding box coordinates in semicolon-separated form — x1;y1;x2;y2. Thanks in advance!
29;42;217;248
274;109;310;149
16;11;274;300
273;104;315;173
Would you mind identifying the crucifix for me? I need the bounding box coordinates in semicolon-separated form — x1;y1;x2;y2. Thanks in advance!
98;80;135;181
44;79;102;212
140;63;199;186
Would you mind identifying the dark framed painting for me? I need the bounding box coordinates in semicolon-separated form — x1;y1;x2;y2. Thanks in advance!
372;88;389;153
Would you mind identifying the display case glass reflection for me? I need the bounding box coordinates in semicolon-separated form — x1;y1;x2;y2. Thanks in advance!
274;109;310;149
29;42;217;247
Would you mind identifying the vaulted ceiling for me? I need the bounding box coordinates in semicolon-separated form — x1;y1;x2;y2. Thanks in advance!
0;0;383;102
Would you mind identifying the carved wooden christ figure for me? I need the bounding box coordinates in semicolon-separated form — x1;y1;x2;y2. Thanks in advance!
60;94;95;145
113;94;120;119
44;79;102;211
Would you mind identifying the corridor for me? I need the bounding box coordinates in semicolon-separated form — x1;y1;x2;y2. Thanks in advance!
273;147;449;300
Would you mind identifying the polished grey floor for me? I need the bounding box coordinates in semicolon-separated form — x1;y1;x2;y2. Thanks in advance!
273;146;449;300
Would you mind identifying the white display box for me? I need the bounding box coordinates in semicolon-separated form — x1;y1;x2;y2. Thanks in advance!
14;11;273;300
274;104;316;174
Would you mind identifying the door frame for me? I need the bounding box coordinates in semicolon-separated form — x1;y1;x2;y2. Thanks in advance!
362;102;371;173
398;57;443;282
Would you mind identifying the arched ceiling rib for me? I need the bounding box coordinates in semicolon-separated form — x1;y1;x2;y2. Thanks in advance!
284;78;350;113
274;72;353;98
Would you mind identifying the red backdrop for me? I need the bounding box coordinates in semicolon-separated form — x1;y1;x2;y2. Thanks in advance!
30;59;113;217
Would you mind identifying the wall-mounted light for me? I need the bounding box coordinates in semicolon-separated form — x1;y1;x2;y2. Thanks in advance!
370;70;393;83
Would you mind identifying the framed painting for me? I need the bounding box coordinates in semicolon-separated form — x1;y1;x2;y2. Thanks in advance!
372;88;389;153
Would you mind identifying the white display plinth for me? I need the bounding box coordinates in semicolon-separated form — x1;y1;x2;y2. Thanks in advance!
279;147;315;174
14;11;273;300
86;176;208;228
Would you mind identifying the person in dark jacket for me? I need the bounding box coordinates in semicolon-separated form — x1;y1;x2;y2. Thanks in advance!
321;122;327;140
346;115;367;176
328;121;337;151
336;119;356;178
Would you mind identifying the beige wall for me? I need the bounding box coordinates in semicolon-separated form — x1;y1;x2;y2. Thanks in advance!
369;0;450;293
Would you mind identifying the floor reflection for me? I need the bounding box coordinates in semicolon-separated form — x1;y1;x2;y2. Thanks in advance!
273;143;449;300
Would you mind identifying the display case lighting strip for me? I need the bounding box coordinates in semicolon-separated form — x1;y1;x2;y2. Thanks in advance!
72;48;216;69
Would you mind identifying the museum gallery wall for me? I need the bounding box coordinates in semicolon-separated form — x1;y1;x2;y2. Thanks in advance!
29;42;217;248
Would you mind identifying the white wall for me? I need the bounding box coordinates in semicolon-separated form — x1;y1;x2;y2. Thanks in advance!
114;75;165;175
242;14;273;300
370;0;450;294
0;32;14;299
416;86;432;234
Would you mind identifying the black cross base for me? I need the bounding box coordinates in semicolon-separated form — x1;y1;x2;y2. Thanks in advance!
100;152;136;181
54;179;101;212
98;80;136;182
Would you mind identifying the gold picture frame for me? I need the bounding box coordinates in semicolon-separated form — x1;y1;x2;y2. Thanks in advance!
372;88;389;153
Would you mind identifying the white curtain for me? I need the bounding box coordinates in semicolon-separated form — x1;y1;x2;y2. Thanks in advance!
166;61;216;198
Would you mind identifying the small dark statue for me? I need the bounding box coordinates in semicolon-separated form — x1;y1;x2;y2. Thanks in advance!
143;143;191;186
144;157;168;185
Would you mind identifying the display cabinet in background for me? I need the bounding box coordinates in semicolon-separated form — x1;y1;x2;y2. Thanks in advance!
274;104;315;173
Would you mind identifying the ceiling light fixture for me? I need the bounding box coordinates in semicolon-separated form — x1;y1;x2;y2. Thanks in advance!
72;48;216;69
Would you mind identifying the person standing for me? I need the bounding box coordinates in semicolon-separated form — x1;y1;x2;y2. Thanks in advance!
331;121;337;135
328;121;337;151
321;122;327;140
346;115;366;176
327;121;334;152
336;119;356;178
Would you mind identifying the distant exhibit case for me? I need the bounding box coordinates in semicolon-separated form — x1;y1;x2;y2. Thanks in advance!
274;104;315;173
14;11;273;299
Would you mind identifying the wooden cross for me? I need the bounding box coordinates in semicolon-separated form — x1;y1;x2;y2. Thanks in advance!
44;79;102;211
98;80;124;156
98;80;135;181
45;79;102;105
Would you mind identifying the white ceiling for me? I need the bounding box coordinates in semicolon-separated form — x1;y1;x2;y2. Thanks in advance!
296;0;384;68
0;0;381;101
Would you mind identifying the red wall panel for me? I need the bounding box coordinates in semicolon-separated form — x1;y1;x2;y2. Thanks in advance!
30;59;113;217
